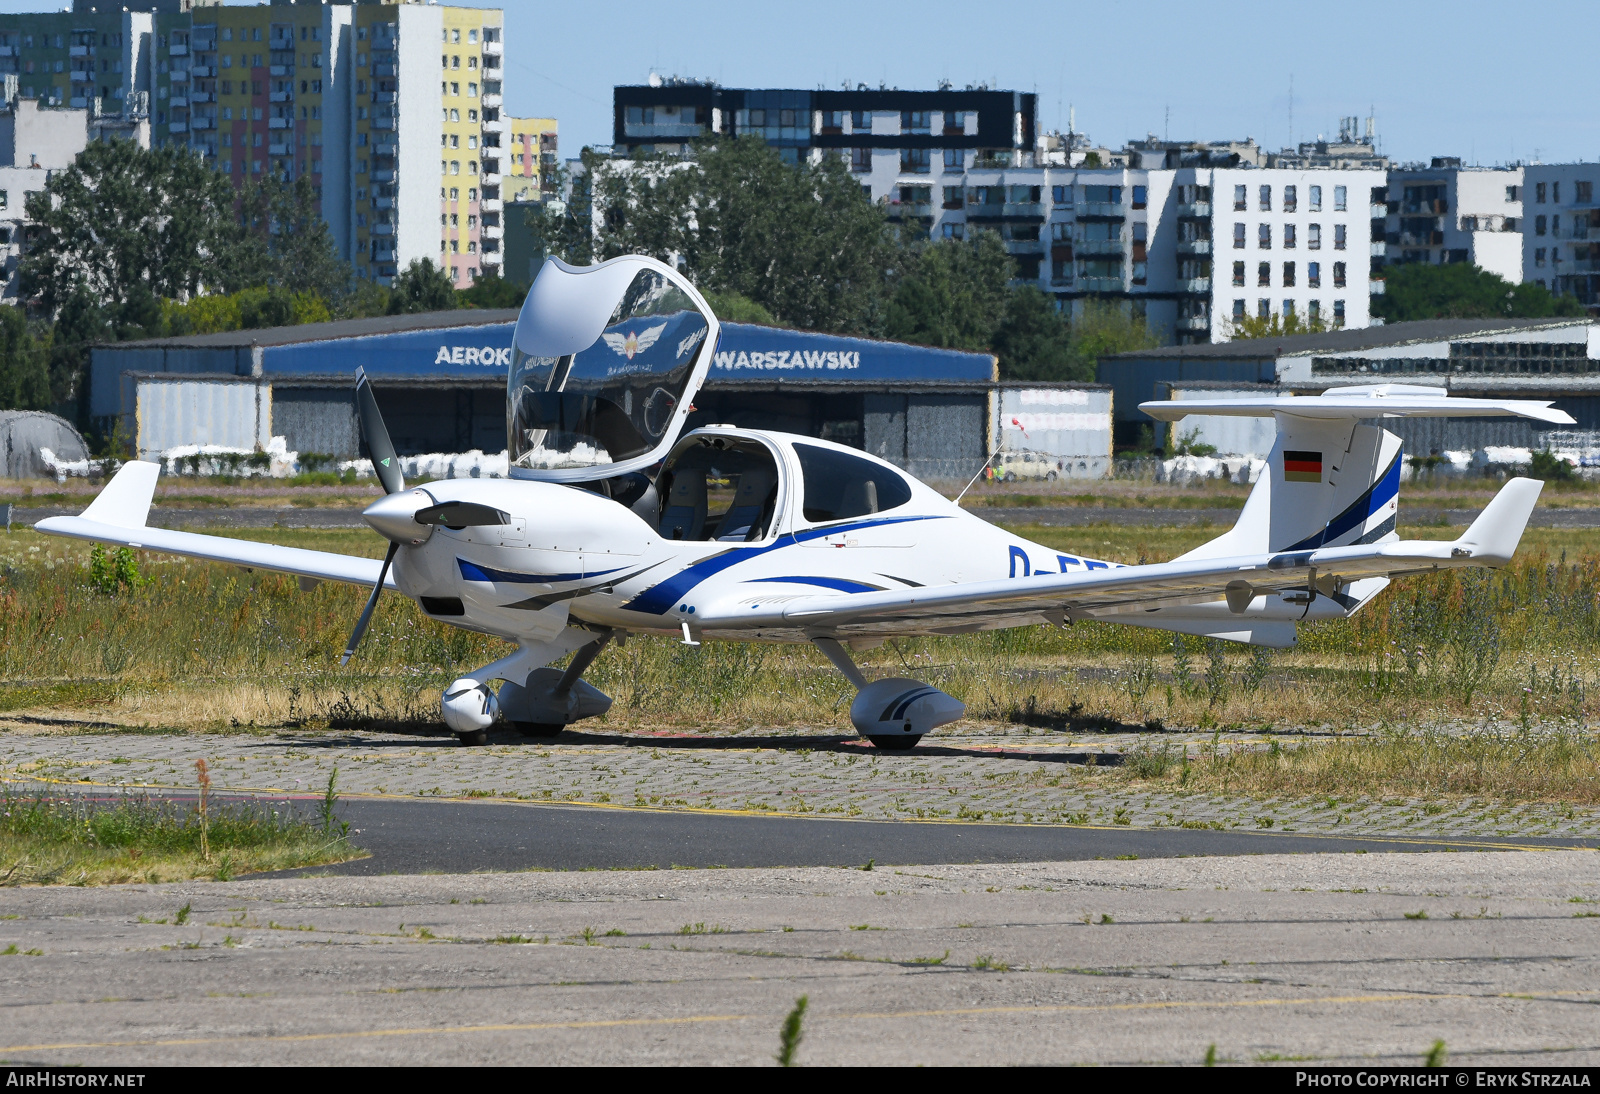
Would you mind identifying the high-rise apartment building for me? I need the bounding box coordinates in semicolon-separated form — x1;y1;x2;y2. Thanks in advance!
1521;164;1600;306
1380;160;1523;284
506;115;557;203
0;0;530;288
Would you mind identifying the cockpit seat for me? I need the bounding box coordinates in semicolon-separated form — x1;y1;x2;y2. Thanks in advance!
659;472;707;541
838;478;880;518
715;465;778;541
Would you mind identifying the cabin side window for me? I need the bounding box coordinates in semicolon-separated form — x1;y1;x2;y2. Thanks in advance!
655;439;780;542
794;443;912;524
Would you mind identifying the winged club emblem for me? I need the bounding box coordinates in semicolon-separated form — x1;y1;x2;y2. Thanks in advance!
601;324;666;360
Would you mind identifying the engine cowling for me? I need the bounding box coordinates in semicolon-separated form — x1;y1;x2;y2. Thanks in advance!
849;677;964;738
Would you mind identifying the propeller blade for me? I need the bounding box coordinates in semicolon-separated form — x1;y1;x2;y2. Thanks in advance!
341;541;399;666
355;366;404;496
414;501;511;529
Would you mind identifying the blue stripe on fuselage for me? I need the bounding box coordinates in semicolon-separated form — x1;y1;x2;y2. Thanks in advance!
457;558;626;584
622;514;947;615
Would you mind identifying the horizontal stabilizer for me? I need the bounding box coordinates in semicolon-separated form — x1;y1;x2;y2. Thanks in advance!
1141;384;1575;425
79;461;159;529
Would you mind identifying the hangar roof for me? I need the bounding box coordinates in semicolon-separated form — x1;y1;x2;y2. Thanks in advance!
1105;318;1590;360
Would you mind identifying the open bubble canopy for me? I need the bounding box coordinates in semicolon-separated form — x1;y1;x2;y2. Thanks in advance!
508;255;719;482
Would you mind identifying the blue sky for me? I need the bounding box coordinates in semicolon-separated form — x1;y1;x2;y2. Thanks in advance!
8;0;1596;165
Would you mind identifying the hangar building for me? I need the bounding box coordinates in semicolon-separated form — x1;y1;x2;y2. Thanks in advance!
90;311;1112;482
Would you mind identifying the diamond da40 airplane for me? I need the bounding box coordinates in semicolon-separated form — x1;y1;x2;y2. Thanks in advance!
39;255;1575;749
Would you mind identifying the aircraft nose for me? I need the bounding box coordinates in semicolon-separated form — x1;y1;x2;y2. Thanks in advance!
363;489;435;545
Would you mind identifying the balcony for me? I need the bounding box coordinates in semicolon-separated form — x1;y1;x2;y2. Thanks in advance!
1078;276;1124;293
370;116;394;130
372;223;395;236
371;141;397;156
482;117;504;134
190;91;215;104
372;64;396;78
1176;238;1212;255
372;170;396;182
372;197;394;210
268;117;290;130
1397;231;1444;247
482;250;503;266
169;44;188;57
191;38;216;52
887;202;933;219
268;142;289;155
269;64;293;77
169;95;188;109
69;97;86;108
483;40;503;55
189;66;214;78
168;69;190;83
167;122;187;134
371;91;396;104
1178;278;1212;294
1177;201;1212;218
1075;201;1124;219
270;91;293;103
372;248;396;263
1566;259;1600;273
1401;199;1449;215
268;38;294;52
70;70;94;83
1371;241;1387;257
481;197;503;212
69;45;89;58
1177;315;1210;331
1004;239;1044;255
191;117;215;131
1074;238;1123;256
481;171;501;185
1369;278;1386;294
483;224;504;239
0;47;14;58
482;93;503;108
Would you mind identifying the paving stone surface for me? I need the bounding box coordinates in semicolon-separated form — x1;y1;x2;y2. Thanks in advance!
4;725;1598;839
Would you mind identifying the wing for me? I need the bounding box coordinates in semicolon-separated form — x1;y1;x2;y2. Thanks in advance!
34;462;395;589
695;478;1542;645
633;324;666;350
600;332;629;353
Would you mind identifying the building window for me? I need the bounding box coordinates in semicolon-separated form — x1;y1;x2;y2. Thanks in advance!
1283;299;1295;316
1308;300;1321;322
1233;222;1245;249
1257;262;1270;287
1553;181;1561;203
1132;185;1147;209
1258;224;1271;248
1551;215;1561;237
850;109;868;132
1536;182;1547;203
1283;262;1295;287
1536;215;1547;236
1233;184;1246;211
1232;260;1245;286
1308;223;1321;250
1578;181;1595;204
1333;224;1346;250
1507;185;1521;202
1309;185;1322;212
1283;224;1296;249
1333;261;1346;288
1233;299;1246;320
850;147;870;173
900;148;930;174
942;148;963;170
1284;185;1297;213
1131;261;1147;285
1052;185;1070;205
941;222;963;239
1258;298;1270;318
901;110;930;133
1535;247;1547;267
1334;185;1347;211
1259;184;1271;211
1308;261;1320;288
1333;299;1345;325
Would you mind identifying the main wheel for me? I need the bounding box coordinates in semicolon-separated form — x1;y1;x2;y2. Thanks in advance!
866;735;922;751
456;729;489;747
514;721;565;739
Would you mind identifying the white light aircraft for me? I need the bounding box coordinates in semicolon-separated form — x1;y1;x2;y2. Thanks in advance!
39;256;1576;749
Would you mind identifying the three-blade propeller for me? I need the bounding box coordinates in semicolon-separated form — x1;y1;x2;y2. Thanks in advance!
340;370;515;666
342;369;404;666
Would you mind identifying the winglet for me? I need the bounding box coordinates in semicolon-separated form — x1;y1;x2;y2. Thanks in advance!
1455;476;1543;566
79;461;160;529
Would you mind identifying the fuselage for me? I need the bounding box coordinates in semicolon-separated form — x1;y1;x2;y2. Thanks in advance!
388;427;1120;645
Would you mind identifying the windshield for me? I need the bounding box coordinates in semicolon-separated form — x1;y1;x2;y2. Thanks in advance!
509;264;711;474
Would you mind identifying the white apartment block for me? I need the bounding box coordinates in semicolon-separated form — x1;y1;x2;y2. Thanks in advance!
1382;162;1523;283
862;137;1385;343
1521;164;1600;306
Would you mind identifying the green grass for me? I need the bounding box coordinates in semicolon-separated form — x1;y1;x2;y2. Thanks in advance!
0;788;363;885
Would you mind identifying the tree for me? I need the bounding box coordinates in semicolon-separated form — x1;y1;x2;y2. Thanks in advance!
0;304;50;411
992;286;1081;381
1223;312;1329;341
387;258;457;314
1063;299;1160;378
592;138;897;334
1371;262;1585;322
885;232;1013;352
234;172;352;305
458;272;526;309
701;289;776;325
21;140;241;317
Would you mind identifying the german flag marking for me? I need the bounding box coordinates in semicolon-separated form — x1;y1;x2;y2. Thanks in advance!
1283;450;1322;483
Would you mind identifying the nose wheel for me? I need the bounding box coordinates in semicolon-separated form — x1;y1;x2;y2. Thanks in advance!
455;729;489;747
866;735;922;751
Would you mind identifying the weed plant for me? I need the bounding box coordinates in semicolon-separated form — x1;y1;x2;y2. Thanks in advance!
0;787;361;885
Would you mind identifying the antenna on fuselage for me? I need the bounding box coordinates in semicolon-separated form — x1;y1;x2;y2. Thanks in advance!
953;437;1007;505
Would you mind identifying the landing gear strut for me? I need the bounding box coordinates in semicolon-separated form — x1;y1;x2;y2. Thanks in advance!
497;631;615;741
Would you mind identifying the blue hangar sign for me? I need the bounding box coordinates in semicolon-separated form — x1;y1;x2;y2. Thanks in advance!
259;322;995;385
